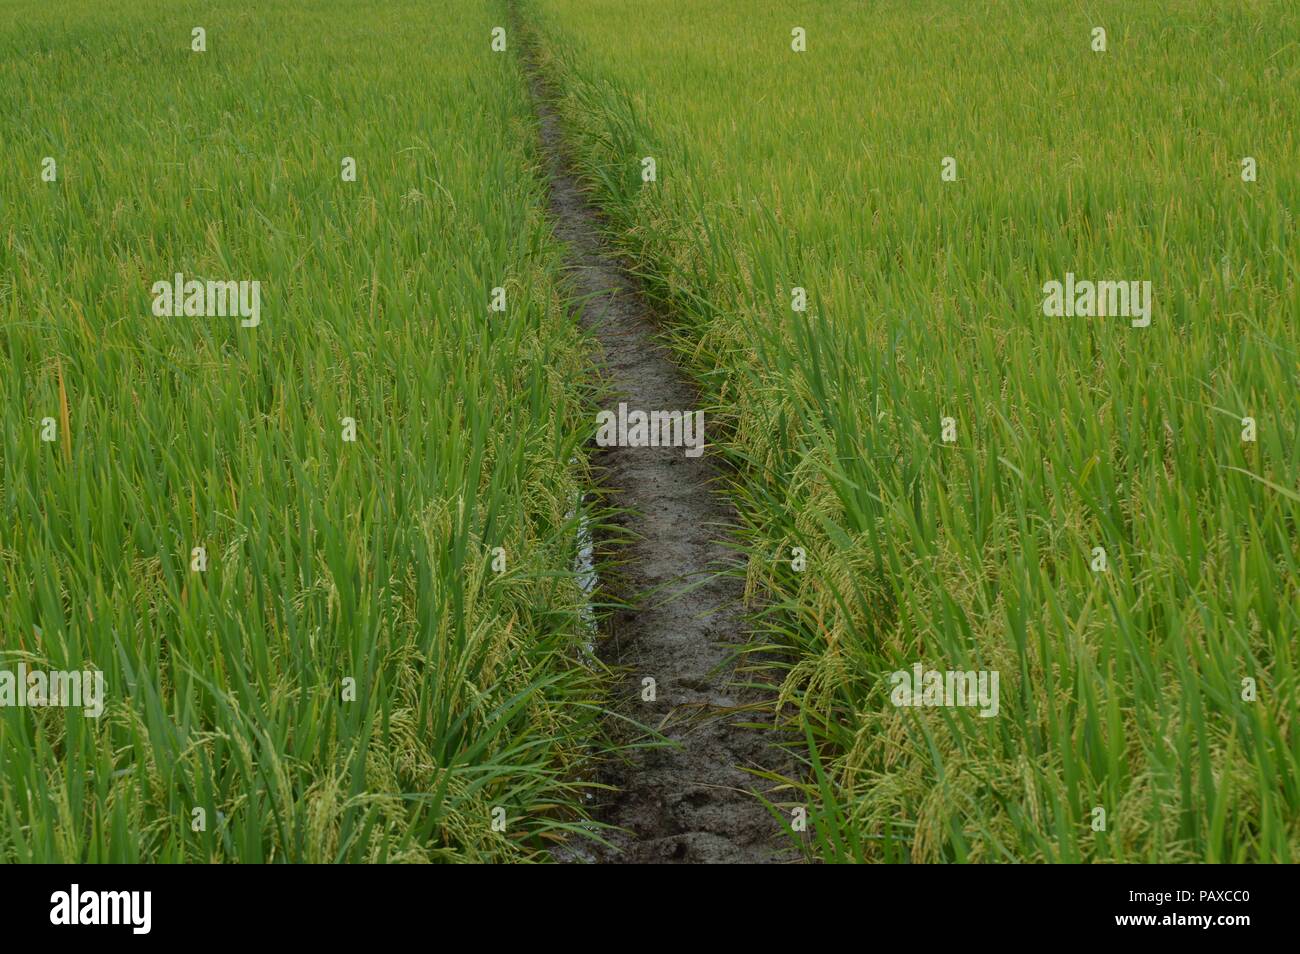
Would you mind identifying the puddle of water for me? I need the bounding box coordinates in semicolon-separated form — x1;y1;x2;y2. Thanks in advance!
575;502;598;639
566;459;599;661
546;482;605;863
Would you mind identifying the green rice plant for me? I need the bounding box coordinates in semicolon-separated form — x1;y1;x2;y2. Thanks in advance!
0;0;607;862
523;0;1300;862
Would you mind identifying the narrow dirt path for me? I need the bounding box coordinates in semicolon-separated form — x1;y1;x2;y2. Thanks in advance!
518;42;798;865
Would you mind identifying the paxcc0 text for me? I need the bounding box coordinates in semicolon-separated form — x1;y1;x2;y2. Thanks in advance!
1130;890;1250;905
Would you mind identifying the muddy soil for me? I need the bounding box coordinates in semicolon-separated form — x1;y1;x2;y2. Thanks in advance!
520;50;799;864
